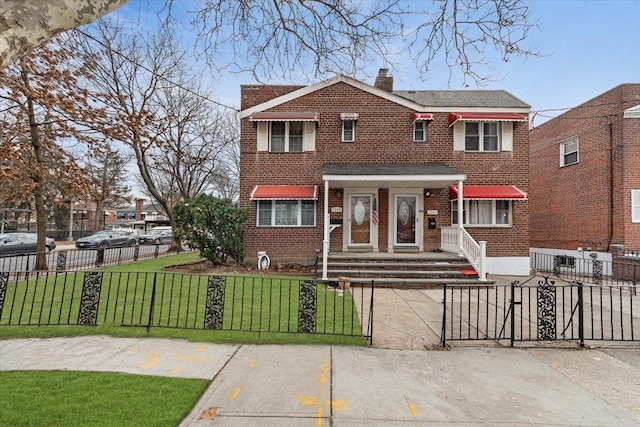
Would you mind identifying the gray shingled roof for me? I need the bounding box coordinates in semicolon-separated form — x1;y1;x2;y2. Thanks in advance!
323;163;464;176
393;90;530;109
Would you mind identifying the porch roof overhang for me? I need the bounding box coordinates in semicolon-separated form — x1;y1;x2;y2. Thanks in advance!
323;163;466;188
249;112;319;122
448;112;527;126
250;185;319;200
449;185;528;200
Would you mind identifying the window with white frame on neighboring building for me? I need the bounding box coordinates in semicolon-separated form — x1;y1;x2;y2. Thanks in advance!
451;200;512;226
632;190;640;223
560;137;579;166
465;122;500;151
270;121;304;152
257;200;316;227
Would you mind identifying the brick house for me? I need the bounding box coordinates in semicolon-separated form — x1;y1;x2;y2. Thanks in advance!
239;69;531;279
530;84;640;254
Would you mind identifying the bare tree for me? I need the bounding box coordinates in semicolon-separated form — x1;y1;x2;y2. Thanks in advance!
0;0;128;68
76;19;239;242
81;143;133;230
187;0;540;85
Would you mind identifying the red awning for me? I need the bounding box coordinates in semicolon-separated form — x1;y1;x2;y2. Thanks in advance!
250;185;319;200
448;112;527;126
412;112;434;123
249;112;319;122
449;185;528;200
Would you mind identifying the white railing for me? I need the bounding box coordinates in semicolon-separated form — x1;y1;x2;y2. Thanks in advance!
441;226;487;281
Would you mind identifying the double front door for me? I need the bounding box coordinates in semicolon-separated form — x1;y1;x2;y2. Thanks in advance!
347;193;419;248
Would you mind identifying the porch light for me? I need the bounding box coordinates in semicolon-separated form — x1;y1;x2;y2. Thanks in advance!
334;188;343;197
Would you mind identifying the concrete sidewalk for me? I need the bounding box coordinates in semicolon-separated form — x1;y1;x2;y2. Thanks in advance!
1;336;639;426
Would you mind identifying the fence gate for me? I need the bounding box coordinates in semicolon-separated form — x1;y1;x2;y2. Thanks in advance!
441;276;639;347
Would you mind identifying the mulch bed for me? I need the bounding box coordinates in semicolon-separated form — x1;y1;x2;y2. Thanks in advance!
165;258;316;276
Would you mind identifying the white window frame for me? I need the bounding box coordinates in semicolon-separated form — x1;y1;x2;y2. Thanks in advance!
256;200;316;227
342;119;355;142
632;190;640;223
451;200;512;227
560;137;579;167
269;121;304;153
464;121;501;152
413;121;426;142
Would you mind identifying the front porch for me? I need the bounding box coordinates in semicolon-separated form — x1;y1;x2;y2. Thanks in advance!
321;163;489;282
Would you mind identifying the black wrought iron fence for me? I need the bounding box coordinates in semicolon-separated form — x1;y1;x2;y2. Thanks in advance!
0;271;373;343
0;244;172;275
442;276;639;347
531;251;639;295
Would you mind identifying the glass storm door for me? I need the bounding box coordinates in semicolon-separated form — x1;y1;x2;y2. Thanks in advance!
395;195;417;245
349;195;371;244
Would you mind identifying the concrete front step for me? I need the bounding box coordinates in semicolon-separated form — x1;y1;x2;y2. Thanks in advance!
334;277;494;288
321;269;472;277
324;261;472;269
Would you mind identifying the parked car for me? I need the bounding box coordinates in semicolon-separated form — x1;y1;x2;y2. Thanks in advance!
75;230;138;249
0;232;56;255
138;228;173;245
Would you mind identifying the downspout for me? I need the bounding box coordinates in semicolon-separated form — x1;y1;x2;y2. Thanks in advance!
322;180;329;280
457;180;464;255
607;117;613;251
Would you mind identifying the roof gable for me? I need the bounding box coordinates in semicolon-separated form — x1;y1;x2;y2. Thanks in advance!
240;75;429;118
240;75;531;118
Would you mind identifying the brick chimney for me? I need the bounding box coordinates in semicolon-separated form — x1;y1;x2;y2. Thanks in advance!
135;199;144;221
374;68;393;92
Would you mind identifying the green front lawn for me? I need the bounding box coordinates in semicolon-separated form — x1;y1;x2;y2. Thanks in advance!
0;254;366;346
0;371;209;427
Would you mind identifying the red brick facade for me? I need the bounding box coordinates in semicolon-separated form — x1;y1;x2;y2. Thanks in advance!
530;84;640;252
240;75;530;265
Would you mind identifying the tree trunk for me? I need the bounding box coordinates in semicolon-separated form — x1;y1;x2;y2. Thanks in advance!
21;65;48;270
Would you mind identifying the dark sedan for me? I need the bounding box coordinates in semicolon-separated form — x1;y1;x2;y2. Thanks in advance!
75;230;138;249
0;233;56;255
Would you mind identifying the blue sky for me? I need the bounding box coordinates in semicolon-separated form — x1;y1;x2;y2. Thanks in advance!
113;0;640;125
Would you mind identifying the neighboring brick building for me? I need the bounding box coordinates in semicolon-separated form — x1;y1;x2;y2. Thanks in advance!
239;69;531;277
530;84;640;253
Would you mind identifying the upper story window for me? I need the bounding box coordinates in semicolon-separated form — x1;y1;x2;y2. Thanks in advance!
632;190;640;223
412;113;433;143
270;121;303;152
250;112;318;153
450;112;525;153
340;113;358;142
560;137;579;167
414;121;426;142
342;120;355;142
465;122;499;151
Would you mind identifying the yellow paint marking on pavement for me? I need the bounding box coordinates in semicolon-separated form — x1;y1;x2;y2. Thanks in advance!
408;402;417;418
126;345;140;353
175;354;208;364
141;351;160;368
299;395;318;406
230;388;241;400
299;360;349;426
316;407;323;427
248;358;257;368
171;366;185;376
196;344;207;352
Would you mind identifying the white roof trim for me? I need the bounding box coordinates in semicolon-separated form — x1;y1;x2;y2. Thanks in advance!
323;173;467;182
624;104;640;118
240;75;429;118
